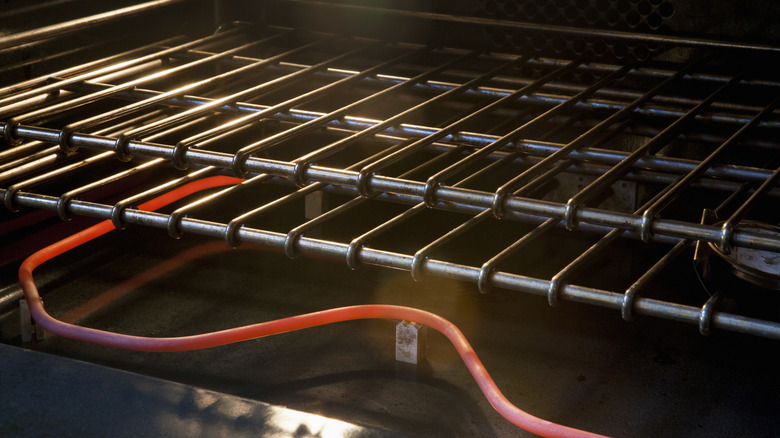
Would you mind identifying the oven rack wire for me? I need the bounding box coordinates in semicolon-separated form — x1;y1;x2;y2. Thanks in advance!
2;22;780;339
16;174;606;438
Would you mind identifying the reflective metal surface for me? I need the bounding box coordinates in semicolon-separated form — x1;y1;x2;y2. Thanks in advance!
0;343;400;437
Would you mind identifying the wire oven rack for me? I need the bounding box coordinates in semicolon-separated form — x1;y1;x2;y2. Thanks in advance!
2;7;780;340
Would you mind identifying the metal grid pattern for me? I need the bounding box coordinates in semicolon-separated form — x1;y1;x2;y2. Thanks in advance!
2;19;780;339
474;0;675;61
475;0;675;30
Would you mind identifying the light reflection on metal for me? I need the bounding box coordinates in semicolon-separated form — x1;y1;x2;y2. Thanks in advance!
708;222;780;291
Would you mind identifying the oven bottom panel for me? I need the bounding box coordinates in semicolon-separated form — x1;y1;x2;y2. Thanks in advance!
4;228;779;437
0;342;400;438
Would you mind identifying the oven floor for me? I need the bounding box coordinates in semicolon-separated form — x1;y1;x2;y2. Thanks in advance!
0;343;402;437
2;227;780;437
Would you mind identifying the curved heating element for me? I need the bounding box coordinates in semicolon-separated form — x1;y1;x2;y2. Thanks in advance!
18;176;607;438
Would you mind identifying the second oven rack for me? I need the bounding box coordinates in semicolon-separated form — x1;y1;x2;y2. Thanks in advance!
3;21;780;339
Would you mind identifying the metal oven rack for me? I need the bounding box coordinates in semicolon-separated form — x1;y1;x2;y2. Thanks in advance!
3;1;780;341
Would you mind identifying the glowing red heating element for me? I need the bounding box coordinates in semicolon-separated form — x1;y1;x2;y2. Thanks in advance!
18;175;607;438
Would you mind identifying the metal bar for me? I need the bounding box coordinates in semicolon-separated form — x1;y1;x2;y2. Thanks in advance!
169;59;393;171
297;110;633;293
621;183;750;321
111;122;264;231
30;77;780;185
562;71;746;231
4;121;779;251
224;129;453;247
0;39;123;85
7;108;778;197
343;145;488;268
266;105;497;254
270;178;683;243
287;51;503;187
212;50;471;177
2;113;215;213
472;131;625;293
6;188;780;339
50;54;780;132
170;45;780;118
0;0;191;51
0;146;64;175
56;31;292;148
279;0;780;54
0;35;187;98
166;174;270;239
546;182;683;306
169;44;427;163
111;166;218;230
3;30;283;149
719;164;780;253
639;94;780;242
410;149;580;282
357;57;581;199
491;61;696;218
0;25;251;111
0;110;167;184
180;25;780;88
31;78;780;186
478;217;561;294
412;143;587;286
431;64;780;110
422;64;632;209
160;45;459;233
0;110;168;184
203;44;433;177
621;239;691;321
3;153;112;213
292;108;561;267
284;100;521;259
0;179;697;245
285;139;469;261
111;38;356;163
52;115;217;221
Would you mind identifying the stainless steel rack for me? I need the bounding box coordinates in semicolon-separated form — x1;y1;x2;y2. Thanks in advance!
3;17;780;340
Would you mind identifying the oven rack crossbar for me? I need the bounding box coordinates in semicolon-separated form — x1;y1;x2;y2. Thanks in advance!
167;43;780;128
40;77;780;183
7;118;773;208
3;24;780;340
6;187;780;340
48;55;780;137
3;100;778;202
5;88;780;192
4;119;780;253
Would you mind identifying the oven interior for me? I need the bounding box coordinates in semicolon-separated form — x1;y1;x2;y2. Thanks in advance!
2;1;780;436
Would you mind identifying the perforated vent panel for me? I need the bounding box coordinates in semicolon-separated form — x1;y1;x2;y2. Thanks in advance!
476;0;674;31
474;0;674;60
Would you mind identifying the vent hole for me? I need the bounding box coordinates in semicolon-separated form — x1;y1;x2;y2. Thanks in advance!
647;11;663;29
637;0;652;15
658;2;674;18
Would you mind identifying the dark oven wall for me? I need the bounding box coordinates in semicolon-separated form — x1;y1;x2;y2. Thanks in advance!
3;0;779;75
263;0;780;60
